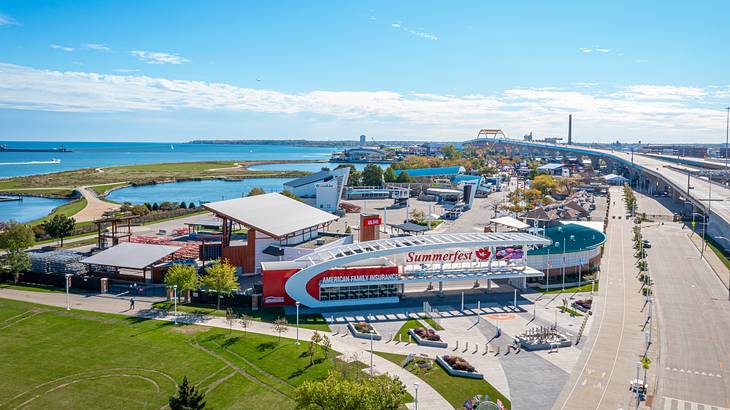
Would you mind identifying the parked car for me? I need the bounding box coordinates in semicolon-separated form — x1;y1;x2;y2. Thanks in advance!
643;239;651;248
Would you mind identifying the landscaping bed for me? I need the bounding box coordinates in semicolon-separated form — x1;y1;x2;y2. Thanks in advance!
436;355;484;379
408;327;448;348
348;321;381;340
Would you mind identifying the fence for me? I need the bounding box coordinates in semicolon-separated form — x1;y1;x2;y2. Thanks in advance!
1;271;102;292
191;291;257;309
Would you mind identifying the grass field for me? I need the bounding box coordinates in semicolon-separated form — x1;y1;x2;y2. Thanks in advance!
419;313;445;331
375;351;510;409
0;298;361;410
542;280;598;294
152;301;331;332
28;197;88;225
0;160;312;193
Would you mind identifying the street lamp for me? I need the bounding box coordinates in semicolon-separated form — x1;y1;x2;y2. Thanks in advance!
172;285;178;325
370;333;374;379
414;382;420;410
712;236;730;301
295;301;301;345
65;273;72;310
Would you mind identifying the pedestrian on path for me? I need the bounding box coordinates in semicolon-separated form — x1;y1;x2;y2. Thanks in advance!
129;296;135;310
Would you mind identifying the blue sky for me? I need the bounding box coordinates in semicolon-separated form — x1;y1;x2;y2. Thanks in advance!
0;1;728;143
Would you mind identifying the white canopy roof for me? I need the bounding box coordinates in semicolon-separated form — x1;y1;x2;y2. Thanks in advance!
490;216;530;230
203;192;339;238
81;242;180;270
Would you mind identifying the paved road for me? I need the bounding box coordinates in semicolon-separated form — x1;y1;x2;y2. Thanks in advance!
553;186;650;409
639;194;730;408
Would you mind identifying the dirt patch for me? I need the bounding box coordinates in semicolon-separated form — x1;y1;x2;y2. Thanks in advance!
170;324;207;335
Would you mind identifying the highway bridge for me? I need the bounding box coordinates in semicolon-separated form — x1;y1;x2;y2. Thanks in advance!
469;137;730;252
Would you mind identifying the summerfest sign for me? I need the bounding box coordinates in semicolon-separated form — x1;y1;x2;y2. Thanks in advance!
406;247;492;263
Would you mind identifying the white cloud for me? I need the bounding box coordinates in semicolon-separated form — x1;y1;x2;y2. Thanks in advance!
0;13;17;26
595;48;610;53
84;43;110;52
580;48;593;53
112;68;140;73
391;22;438;41
130;50;189;65
0;62;726;142
580;47;610;54
50;44;75;52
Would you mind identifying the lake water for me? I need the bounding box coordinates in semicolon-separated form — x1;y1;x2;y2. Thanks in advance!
0;141;339;178
107;178;290;205
0;196;70;223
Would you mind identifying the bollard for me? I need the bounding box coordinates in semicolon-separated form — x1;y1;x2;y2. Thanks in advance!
465;341;469;351
456;340;459;350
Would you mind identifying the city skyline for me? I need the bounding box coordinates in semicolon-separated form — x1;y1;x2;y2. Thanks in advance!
0;1;728;143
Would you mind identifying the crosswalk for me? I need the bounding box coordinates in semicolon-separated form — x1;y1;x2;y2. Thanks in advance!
663;396;729;410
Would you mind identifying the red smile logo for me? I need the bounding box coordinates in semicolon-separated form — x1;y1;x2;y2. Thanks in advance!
476;247;491;260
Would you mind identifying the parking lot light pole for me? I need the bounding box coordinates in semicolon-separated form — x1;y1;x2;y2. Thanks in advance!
414;382;419;410
712;236;730;301
295;301;301;345
173;285;178;324
370;333;374;379
65;274;72;310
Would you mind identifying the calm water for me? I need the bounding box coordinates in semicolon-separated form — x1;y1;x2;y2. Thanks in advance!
107;178;290;205
0;196;70;223
0;141;338;178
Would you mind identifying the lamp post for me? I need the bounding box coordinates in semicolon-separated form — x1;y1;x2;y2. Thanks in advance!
414;382;420;410
65;273;72;310
370;333;374;379
295;301;301;345
561;237;566;291
712;236;730;301
173;285;178;325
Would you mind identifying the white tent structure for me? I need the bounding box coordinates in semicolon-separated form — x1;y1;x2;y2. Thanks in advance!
490;216;530;231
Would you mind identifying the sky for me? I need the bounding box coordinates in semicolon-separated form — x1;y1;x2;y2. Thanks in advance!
0;0;729;143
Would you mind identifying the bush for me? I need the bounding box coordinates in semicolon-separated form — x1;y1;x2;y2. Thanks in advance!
442;355;475;372
413;327;441;341
354;322;374;334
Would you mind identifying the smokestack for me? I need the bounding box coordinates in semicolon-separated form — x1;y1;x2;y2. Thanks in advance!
568;115;573;145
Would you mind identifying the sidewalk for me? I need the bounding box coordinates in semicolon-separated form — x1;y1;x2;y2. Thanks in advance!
687;232;730;290
0;287;453;410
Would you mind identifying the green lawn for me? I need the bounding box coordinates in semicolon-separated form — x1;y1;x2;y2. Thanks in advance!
152;301;331;332
28;197;87;225
394;319;423;342
557;305;584;317
89;182;129;196
0;298;362;410
542;280;599;294
0;283;64;293
419;313;445;331
375;351;510;409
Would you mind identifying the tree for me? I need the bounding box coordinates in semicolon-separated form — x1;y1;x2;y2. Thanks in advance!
361;164;384;187
532;174;557;195
409;209;426;224
294;371;407;410
169;376;206;410
238;314;252;336
320;334;331;360
383;166;397;183
247;187;266;196
395;171;412;183
280;190;303;202
160;201;179;211
337;164;360;186
201;259;239;310
44;214;76;246
131;205;149;216
225;308;235;332
180;201;188;209
0;221;34;283
272;317;288;342
440;144;461;160
308;331;322;365
152;202;160;211
164;264;198;303
558;175;581;195
188;202;196;209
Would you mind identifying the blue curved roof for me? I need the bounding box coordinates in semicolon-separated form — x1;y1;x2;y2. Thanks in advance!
529;224;606;255
394;166;465;178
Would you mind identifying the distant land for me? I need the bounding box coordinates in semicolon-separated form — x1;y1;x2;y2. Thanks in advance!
188;139;453;147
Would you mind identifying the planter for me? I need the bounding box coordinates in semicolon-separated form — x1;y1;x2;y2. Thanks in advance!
348;322;381;340
436;355;483;379
408;328;448;348
572;302;591;313
516;334;572;351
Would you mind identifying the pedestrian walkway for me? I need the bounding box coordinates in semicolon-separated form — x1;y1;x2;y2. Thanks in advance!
687;232;730;290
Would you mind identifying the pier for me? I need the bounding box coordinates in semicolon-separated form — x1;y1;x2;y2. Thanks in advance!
0;196;22;202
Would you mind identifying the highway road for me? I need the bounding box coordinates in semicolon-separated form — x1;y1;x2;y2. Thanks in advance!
639;193;730;409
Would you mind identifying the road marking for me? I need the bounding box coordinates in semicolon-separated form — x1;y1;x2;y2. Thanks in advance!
663;396;730;410
665;367;722;378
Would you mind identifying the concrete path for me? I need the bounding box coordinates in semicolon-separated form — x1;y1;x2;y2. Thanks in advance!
553;186;654;410
72;185;121;222
0;288;452;410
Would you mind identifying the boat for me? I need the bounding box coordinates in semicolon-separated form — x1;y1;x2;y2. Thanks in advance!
0;144;72;153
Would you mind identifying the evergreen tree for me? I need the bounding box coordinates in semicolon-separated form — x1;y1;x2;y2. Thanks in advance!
169;376;206;410
188;202;196;209
152;202;160;211
383;166;397;183
179;201;188;209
